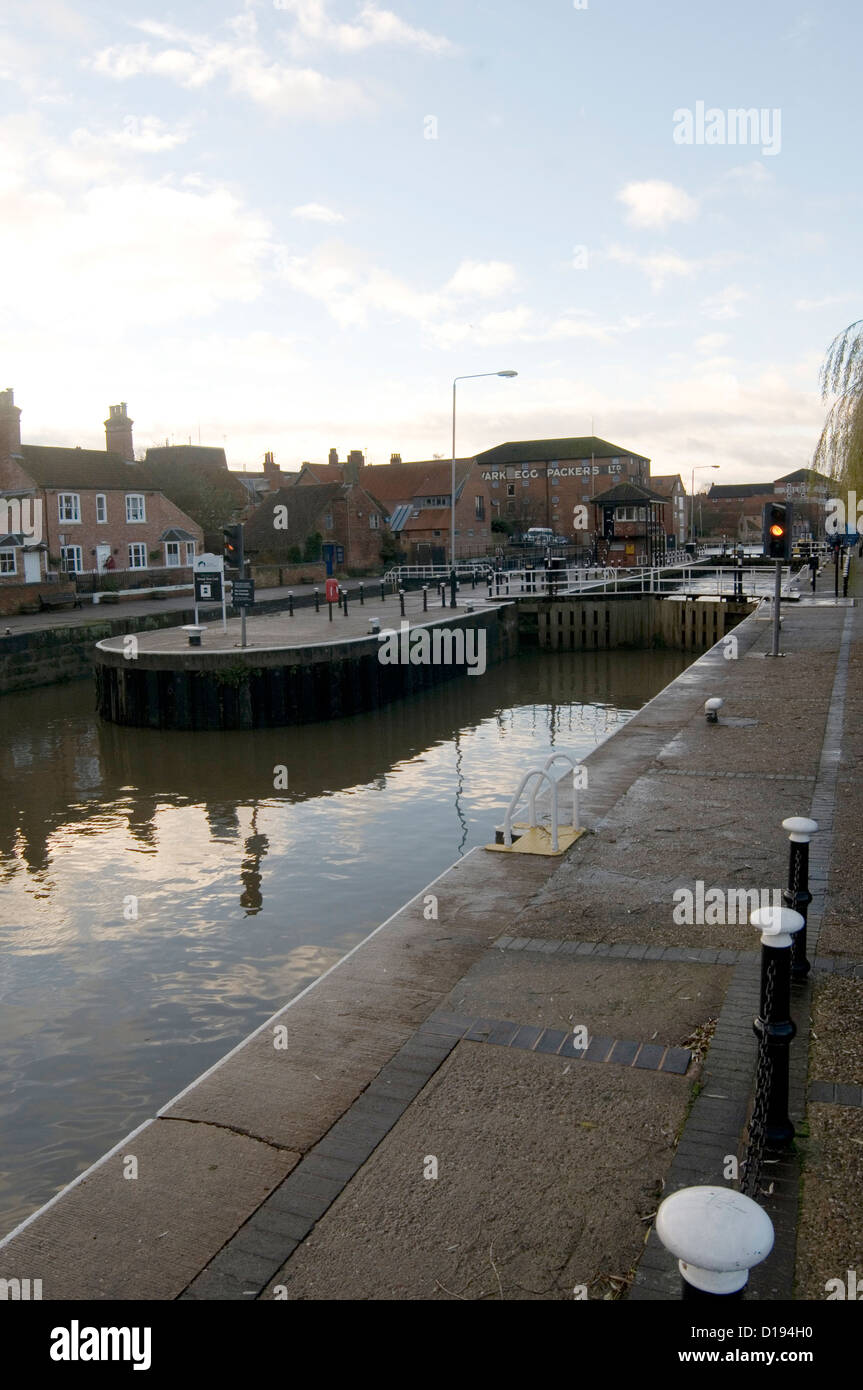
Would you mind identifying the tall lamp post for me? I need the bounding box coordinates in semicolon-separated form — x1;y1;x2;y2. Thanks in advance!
452;371;518;574
690;464;720;545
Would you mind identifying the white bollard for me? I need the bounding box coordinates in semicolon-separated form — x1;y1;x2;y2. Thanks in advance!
656;1186;774;1297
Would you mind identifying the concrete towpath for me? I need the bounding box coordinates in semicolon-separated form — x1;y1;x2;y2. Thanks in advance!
1;565;860;1300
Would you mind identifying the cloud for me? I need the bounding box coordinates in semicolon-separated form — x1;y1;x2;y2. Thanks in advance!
290;202;345;223
794;294;856;312
695;333;731;353
605;243;701;290
89;13;368;119
274;0;455;55
72;115;190;155
617;179;698;229
444;260;518;297
701;285;748;321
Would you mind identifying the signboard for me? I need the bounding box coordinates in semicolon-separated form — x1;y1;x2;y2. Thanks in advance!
194;573;223;602
232;578;255;607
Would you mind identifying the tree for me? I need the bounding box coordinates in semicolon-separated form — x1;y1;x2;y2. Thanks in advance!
303;531;322;562
814;319;863;498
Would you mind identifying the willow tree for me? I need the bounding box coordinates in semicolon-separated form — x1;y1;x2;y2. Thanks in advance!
814;319;863;499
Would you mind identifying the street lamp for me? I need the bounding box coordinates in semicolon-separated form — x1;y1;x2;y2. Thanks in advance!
452;371;518;574
690;464;720;545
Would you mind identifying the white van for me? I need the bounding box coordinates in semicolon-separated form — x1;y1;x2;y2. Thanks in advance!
525;527;555;545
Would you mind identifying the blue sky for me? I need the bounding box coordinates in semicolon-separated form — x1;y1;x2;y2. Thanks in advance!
1;0;860;484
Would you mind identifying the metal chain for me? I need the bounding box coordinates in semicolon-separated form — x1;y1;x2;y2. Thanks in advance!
740;954;776;1198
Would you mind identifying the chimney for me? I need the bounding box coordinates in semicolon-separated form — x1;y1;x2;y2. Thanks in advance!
263;450;277;476
105;402;134;461
328;448;339;467
0;388;25;489
344;449;364;485
390;453;402;465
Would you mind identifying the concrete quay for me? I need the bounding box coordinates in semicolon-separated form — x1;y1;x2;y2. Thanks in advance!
1;578;860;1300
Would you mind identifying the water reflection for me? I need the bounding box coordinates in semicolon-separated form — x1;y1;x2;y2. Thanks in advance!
0;648;688;1233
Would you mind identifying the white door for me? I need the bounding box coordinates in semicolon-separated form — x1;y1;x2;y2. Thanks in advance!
96;544;112;572
23;550;41;582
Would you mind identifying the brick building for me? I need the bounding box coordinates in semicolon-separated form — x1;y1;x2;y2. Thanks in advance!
0;391;203;587
243;480;388;571
359;457;494;561
650;474;688;549
592;480;667;567
473;436;650;536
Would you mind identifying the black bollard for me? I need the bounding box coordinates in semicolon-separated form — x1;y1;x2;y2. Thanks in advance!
380;579;385;602
288;591;294;617
359;582;364;606
471;569;476;590
342;587;349;616
440;582;446;609
449;568;457;609
328;600;333;622
782;817;817;979
314;587;320;613
750;906;805;1147
487;574;493;600
422;586;428;612
399;588;405;617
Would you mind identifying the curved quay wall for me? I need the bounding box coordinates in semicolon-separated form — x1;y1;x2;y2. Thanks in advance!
93;607;520;731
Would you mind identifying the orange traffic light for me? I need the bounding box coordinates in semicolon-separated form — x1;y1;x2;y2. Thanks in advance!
770;523;784;538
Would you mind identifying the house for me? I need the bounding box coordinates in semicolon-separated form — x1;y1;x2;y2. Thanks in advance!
474;436;651;535
650;475;688;548
243;480;388;572
591;480;667;567
0;391;203;590
358;456;493;561
231;452;300;508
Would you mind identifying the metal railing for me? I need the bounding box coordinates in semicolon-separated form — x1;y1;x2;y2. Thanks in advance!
383;562;495;587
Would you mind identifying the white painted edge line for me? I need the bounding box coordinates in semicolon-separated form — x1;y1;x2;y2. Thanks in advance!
0;846;484;1252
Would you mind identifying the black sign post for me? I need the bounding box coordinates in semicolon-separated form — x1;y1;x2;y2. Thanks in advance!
231;578;255;649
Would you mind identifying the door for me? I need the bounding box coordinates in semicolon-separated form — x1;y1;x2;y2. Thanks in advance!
96;544;112;572
23;549;41;582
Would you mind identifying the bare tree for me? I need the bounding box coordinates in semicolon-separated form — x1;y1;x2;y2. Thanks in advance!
814;319;863;496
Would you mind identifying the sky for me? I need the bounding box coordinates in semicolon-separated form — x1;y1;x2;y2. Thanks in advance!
1;0;861;485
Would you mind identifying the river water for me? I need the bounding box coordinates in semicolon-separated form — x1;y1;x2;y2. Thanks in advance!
0;648;688;1236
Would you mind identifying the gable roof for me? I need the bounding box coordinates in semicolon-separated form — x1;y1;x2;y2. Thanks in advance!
707;482;774;499
591;481;666;505
145;445;229;473
19;445;148;490
243;483;344;549
650;474;684;495
295;462;347;484
360;458;474;505
475;436;649;466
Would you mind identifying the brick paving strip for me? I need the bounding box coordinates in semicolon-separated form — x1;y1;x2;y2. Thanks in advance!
182;1013;692;1299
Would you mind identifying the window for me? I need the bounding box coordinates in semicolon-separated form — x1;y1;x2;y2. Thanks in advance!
522;479;530;488
506;484;516;498
369;513;380;530
185;541;196;563
474;495;485;520
58;494;80;523
128;543;147;569
551;496;559;505
125;494;146;523
165;541;181;567
60;545;82;573
96;494;107;524
0;549;16;575
614;506;640;522
324;513;333;530
423;495;449;507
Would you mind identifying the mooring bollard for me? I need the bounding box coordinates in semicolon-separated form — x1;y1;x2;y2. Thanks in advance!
782;817;818;979
314;587;320;613
656;1186;774;1299
399;588;405;617
359;582;364;606
750;905;805;1147
422;586;428;612
288;590;294;617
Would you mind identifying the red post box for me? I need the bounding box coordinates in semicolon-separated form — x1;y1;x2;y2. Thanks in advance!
325;578;340;604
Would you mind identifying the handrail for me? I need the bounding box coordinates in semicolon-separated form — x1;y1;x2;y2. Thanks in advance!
503;755;579;852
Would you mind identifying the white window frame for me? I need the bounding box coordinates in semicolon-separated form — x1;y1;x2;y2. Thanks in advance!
58;493;80;523
60;545;83;573
96;494;107;524
185;541;196;564
164;541;181;567
125;494;146;523
128;543;147;569
0;548;17;575
369;513;380;530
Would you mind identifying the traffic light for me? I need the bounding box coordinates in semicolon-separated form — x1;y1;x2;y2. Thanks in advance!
762;501;792;560
222;523;244;571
